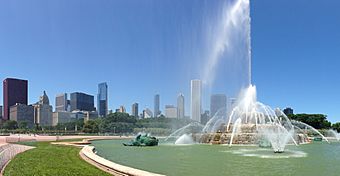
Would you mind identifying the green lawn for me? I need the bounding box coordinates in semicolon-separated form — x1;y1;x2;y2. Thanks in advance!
4;142;111;176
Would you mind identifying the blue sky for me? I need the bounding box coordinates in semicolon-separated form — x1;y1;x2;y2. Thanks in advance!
0;0;339;122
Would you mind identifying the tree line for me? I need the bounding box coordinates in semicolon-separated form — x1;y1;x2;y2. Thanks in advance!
1;112;340;134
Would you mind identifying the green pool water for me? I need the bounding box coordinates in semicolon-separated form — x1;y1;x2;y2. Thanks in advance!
92;139;340;176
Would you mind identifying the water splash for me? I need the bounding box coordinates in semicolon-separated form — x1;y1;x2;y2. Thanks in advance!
291;120;330;143
202;0;251;89
326;129;340;141
175;134;195;145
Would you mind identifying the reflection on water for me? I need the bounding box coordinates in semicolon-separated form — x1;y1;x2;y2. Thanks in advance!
225;148;307;159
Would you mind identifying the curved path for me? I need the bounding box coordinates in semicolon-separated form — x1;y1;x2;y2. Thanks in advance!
80;145;165;176
0;144;35;176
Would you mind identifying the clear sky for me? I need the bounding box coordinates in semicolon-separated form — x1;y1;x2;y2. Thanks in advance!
0;0;339;122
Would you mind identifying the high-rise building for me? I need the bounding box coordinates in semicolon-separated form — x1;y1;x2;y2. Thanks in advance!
154;94;160;118
165;105;177;118
34;91;53;126
10;104;34;128
283;107;294;116
3;78;28;120
97;82;108;117
210;94;227;117
229;98;237;111
177;93;185;118
70;92;95;112
0;105;2;118
191;79;201;122
55;93;68;112
200;110;210;125
131;103;139;118
118;105;126;113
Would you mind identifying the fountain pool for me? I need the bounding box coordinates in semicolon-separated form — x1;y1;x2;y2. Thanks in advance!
92;139;340;176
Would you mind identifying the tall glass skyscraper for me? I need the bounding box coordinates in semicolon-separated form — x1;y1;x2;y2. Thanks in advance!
97;82;108;117
191;79;201;122
210;94;227;117
154;94;160;118
70;92;95;112
177;93;185;118
55;93;68;112
131;103;139;118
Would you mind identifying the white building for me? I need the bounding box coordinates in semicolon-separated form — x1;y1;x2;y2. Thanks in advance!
143;108;153;118
177;93;185;118
165;105;177;118
34;91;53;126
191;79;201;122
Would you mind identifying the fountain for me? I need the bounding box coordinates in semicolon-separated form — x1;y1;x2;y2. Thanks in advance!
165;0;325;153
168;85;315;153
326;129;340;141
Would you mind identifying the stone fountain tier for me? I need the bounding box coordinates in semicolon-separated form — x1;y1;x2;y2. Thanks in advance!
196;133;258;145
193;124;309;145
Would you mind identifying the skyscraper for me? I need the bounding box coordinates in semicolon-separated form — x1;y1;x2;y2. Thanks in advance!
154;94;160;118
191;79;201;122
177;93;185;118
118;105;126;113
210;94;227;117
131;103;139;118
70;92;95;112
55;93;68;112
34;91;53;126
165;105;177;118
3;78;28;120
0;105;2;119
97;82;108;117
283;107;294;116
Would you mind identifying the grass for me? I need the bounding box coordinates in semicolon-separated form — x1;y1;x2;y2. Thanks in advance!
3;141;111;176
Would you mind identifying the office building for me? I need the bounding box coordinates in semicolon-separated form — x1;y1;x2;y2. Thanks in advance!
117;105;126;113
34;91;53;126
0;105;2;118
52;111;77;126
131;103;139;118
210;94;227;117
3;78;28;120
55;93;68;112
70;92;95;112
177;93;185;118
283;107;294;116
201;110;210;125
165;105;177;118
10;104;34;128
97;82;108;117
154;94;160;118
191;79;201;122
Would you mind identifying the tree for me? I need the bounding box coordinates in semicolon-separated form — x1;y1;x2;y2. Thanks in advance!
332;122;340;132
18;121;28;129
83;120;99;133
288;114;331;129
3;120;18;130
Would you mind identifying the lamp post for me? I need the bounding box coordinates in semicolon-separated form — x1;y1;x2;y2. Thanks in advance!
113;127;116;136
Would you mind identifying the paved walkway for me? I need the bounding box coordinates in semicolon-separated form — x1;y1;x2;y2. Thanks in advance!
0;144;35;176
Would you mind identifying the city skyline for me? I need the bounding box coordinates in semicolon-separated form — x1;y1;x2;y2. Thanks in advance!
0;0;340;122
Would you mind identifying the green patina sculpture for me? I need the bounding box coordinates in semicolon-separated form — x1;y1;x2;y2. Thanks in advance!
123;134;159;146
